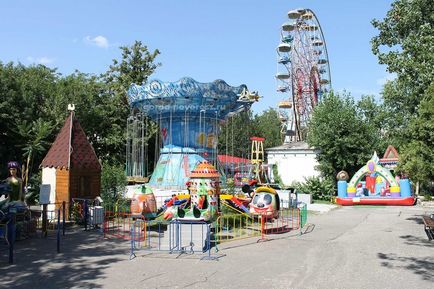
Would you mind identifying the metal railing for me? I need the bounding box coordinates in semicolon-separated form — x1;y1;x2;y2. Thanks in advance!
215;200;261;244
130;219;219;260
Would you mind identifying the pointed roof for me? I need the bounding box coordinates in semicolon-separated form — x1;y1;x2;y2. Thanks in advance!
190;161;220;179
379;145;399;169
382;145;399;160
41;112;101;171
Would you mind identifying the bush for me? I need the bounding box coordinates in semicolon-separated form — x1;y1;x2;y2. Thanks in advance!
101;161;127;206
423;191;432;202
272;164;284;188
25;171;42;205
295;176;335;201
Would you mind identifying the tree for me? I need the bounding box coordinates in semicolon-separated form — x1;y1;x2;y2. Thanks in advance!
218;110;254;158
100;160;127;206
104;40;160;103
398;83;434;194
371;0;434;136
0;62;58;178
252;108;282;149
102;41;161;164
372;0;434;193
15;118;53;188
0;41;161;182
307;92;381;181
356;95;389;153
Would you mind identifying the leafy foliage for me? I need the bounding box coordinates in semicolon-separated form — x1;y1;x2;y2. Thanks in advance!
218;111;253;158
102;41;161;164
295;176;335;201
0;41;161;182
272;164;284;188
397;83;434;193
218;108;282;158
372;0;434;191
252;108;282;149
16;118;53;187
371;0;434;138
307;91;383;181
100;161;127;206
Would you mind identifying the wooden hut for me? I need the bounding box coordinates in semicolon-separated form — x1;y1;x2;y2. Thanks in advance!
40;109;101;211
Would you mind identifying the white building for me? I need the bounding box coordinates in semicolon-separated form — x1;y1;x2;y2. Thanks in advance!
266;141;320;186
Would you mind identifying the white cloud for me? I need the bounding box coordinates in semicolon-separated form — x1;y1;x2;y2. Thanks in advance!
376;73;397;86
26;56;55;65
84;35;109;48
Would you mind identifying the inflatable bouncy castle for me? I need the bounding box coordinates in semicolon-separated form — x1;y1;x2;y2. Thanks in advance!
336;148;414;206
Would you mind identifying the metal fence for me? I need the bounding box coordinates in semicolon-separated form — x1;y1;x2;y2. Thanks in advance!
129;219;219;260
215;200;261;244
103;209;145;240
299;203;307;229
1;201;68;264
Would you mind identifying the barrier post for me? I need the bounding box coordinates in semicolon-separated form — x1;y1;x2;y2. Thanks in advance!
299;208;303;236
129;226;136;260
84;200;88;231
257;214;268;243
62;201;66;236
57;208;61;253
7;212;16;264
42;204;48;238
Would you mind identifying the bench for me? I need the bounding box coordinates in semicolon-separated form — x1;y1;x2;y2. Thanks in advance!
422;215;434;241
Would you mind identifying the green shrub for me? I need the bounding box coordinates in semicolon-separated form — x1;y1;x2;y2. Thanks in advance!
272;164;284;187
101;161;127;206
295;176;335;201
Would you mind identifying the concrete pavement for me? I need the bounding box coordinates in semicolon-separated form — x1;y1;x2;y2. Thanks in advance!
1;205;433;289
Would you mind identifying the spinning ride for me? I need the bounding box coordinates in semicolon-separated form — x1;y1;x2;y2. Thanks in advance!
128;77;258;191
276;8;331;142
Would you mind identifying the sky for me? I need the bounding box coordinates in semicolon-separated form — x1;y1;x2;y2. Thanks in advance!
0;0;395;113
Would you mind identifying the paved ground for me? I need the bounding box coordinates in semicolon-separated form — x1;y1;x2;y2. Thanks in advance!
1;205;433;289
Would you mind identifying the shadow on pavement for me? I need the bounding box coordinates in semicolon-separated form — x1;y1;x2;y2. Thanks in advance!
399;234;434;247
0;229;129;289
406;216;424;225
302;223;315;235
377;252;434;282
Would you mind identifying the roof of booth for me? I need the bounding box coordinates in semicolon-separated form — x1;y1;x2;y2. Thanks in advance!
40;112;101;171
266;141;319;152
218;154;250;165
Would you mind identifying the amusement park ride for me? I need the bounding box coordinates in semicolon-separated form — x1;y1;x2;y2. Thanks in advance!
276;8;331;143
127;77;259;193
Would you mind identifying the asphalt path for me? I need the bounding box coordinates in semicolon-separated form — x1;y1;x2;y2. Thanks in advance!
1;205;433;289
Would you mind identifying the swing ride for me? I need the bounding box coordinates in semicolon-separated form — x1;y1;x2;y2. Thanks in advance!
127;77;259;194
276;8;331;143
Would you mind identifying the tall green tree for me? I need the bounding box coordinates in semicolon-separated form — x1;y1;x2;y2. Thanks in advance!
102;41;161;164
218;110;253;158
252;108;282;149
371;0;434;137
398;83;434;194
356;95;389;153
16;118;53;188
372;0;434;193
307;92;381;181
0;62;58;177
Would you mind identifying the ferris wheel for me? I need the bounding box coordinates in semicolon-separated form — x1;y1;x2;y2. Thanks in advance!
276;8;331;143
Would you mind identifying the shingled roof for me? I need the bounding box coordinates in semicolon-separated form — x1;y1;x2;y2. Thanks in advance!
41;112;101;171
